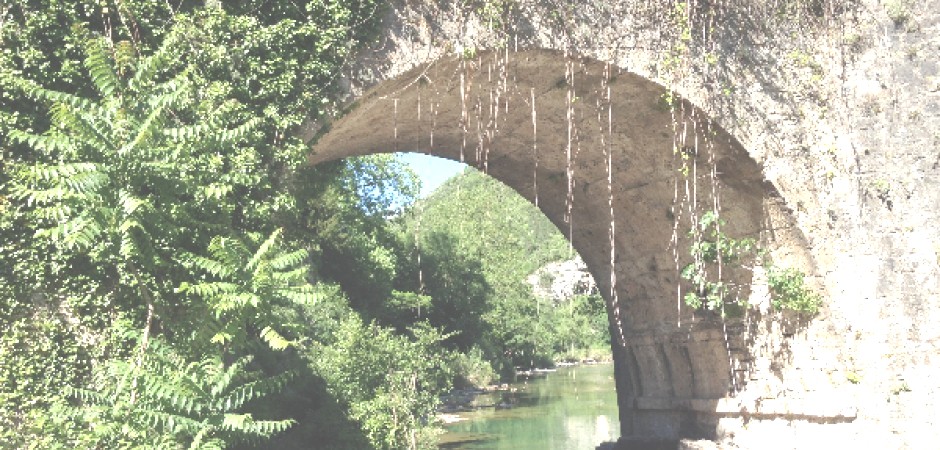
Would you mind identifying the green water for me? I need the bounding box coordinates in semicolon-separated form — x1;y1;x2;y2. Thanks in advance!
439;364;620;450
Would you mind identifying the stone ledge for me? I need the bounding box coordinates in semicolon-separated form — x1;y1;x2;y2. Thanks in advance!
597;438;722;450
633;396;857;420
621;327;730;346
597;437;681;450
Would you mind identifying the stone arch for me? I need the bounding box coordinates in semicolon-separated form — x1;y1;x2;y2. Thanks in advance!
308;49;806;445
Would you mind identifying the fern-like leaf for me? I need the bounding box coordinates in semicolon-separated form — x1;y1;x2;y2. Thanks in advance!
209;357;250;399
39;215;104;250
207;236;248;270
179;253;235;279
49;102;118;153
259;326;292;351
165;122;214;142
84;37;122;97
67;345;295;446
271;266;308;284
121;100;168;156
268;248;308;271
217;369;295;412
11;76;106;115
246;229;281;272
118;191;151;217
275;287;318;306
201;183;233;200
18;186;78;206
8;129;78;154
61;169;109;195
28;162;100;182
32;203;74;222
180;282;240;299
217;117;261;144
188;428;225;450
128;32;178;91
215;292;261;312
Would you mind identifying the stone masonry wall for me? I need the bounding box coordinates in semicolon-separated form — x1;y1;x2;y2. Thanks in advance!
308;1;940;448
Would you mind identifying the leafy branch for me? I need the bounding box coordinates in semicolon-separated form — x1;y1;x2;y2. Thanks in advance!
766;266;822;314
681;211;756;312
65;341;294;449
177;229;316;352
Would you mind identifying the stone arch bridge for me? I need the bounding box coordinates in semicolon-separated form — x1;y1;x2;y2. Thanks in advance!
307;2;940;448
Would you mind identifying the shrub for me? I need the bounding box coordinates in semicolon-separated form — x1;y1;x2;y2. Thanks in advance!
767;266;822;314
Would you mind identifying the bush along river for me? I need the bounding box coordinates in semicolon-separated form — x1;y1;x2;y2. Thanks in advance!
438;363;620;449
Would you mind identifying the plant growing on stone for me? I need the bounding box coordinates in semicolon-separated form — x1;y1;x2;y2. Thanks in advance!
681;211;756;311
766;266;822;314
477;0;518;31
885;0;912;27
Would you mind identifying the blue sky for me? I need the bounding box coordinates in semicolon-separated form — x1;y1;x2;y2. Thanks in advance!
397;152;467;198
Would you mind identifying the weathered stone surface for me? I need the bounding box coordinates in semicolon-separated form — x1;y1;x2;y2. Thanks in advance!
309;1;940;448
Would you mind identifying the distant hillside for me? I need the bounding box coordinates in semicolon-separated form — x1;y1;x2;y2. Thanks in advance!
393;167;608;370
413;167;572;283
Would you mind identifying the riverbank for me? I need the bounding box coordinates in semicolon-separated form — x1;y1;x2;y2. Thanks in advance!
437;363;620;449
440;360;614;415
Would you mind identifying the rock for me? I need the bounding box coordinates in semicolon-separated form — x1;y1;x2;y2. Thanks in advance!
526;256;597;304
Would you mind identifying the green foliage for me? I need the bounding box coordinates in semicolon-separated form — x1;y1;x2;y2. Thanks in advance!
0;2;393;448
7;29;267;320
346;155;420;219
381;290;433;329
65;341;294;449
766;266;822;314
681;211;756;311
416;169;570;276
548;293;609;356
0;0;384;154
679;212;822;315
845;371;861;384
0;312;91;449
450;347;497;389
313;316;452;450
408;230;491;350
476;0;518;31
661;1;692;73
394;168;605;370
177;229;316;352
0;2;604;449
885;0;912;27
303;156;420;319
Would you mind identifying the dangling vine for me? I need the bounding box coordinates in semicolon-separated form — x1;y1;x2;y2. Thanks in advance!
564;57;576;252
597;62;626;348
530;86;539;208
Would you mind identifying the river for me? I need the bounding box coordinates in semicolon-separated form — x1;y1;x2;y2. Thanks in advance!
438;364;620;449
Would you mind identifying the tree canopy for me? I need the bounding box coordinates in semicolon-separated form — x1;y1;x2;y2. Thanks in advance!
0;2;610;449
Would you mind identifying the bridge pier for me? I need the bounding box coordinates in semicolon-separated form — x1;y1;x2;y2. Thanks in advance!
609;322;737;443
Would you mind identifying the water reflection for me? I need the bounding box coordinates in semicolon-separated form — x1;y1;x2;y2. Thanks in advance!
439;364;620;449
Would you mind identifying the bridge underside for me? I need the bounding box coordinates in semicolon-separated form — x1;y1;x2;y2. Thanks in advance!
309;50;799;443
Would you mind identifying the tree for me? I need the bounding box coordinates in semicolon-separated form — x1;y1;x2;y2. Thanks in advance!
396;181;586;372
0;3;464;449
3;21;311;448
177;229;317;354
65;341;294;449
7;28;267;351
313;317;452;450
309;155;420;319
412;230;491;351
393;168;602;371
